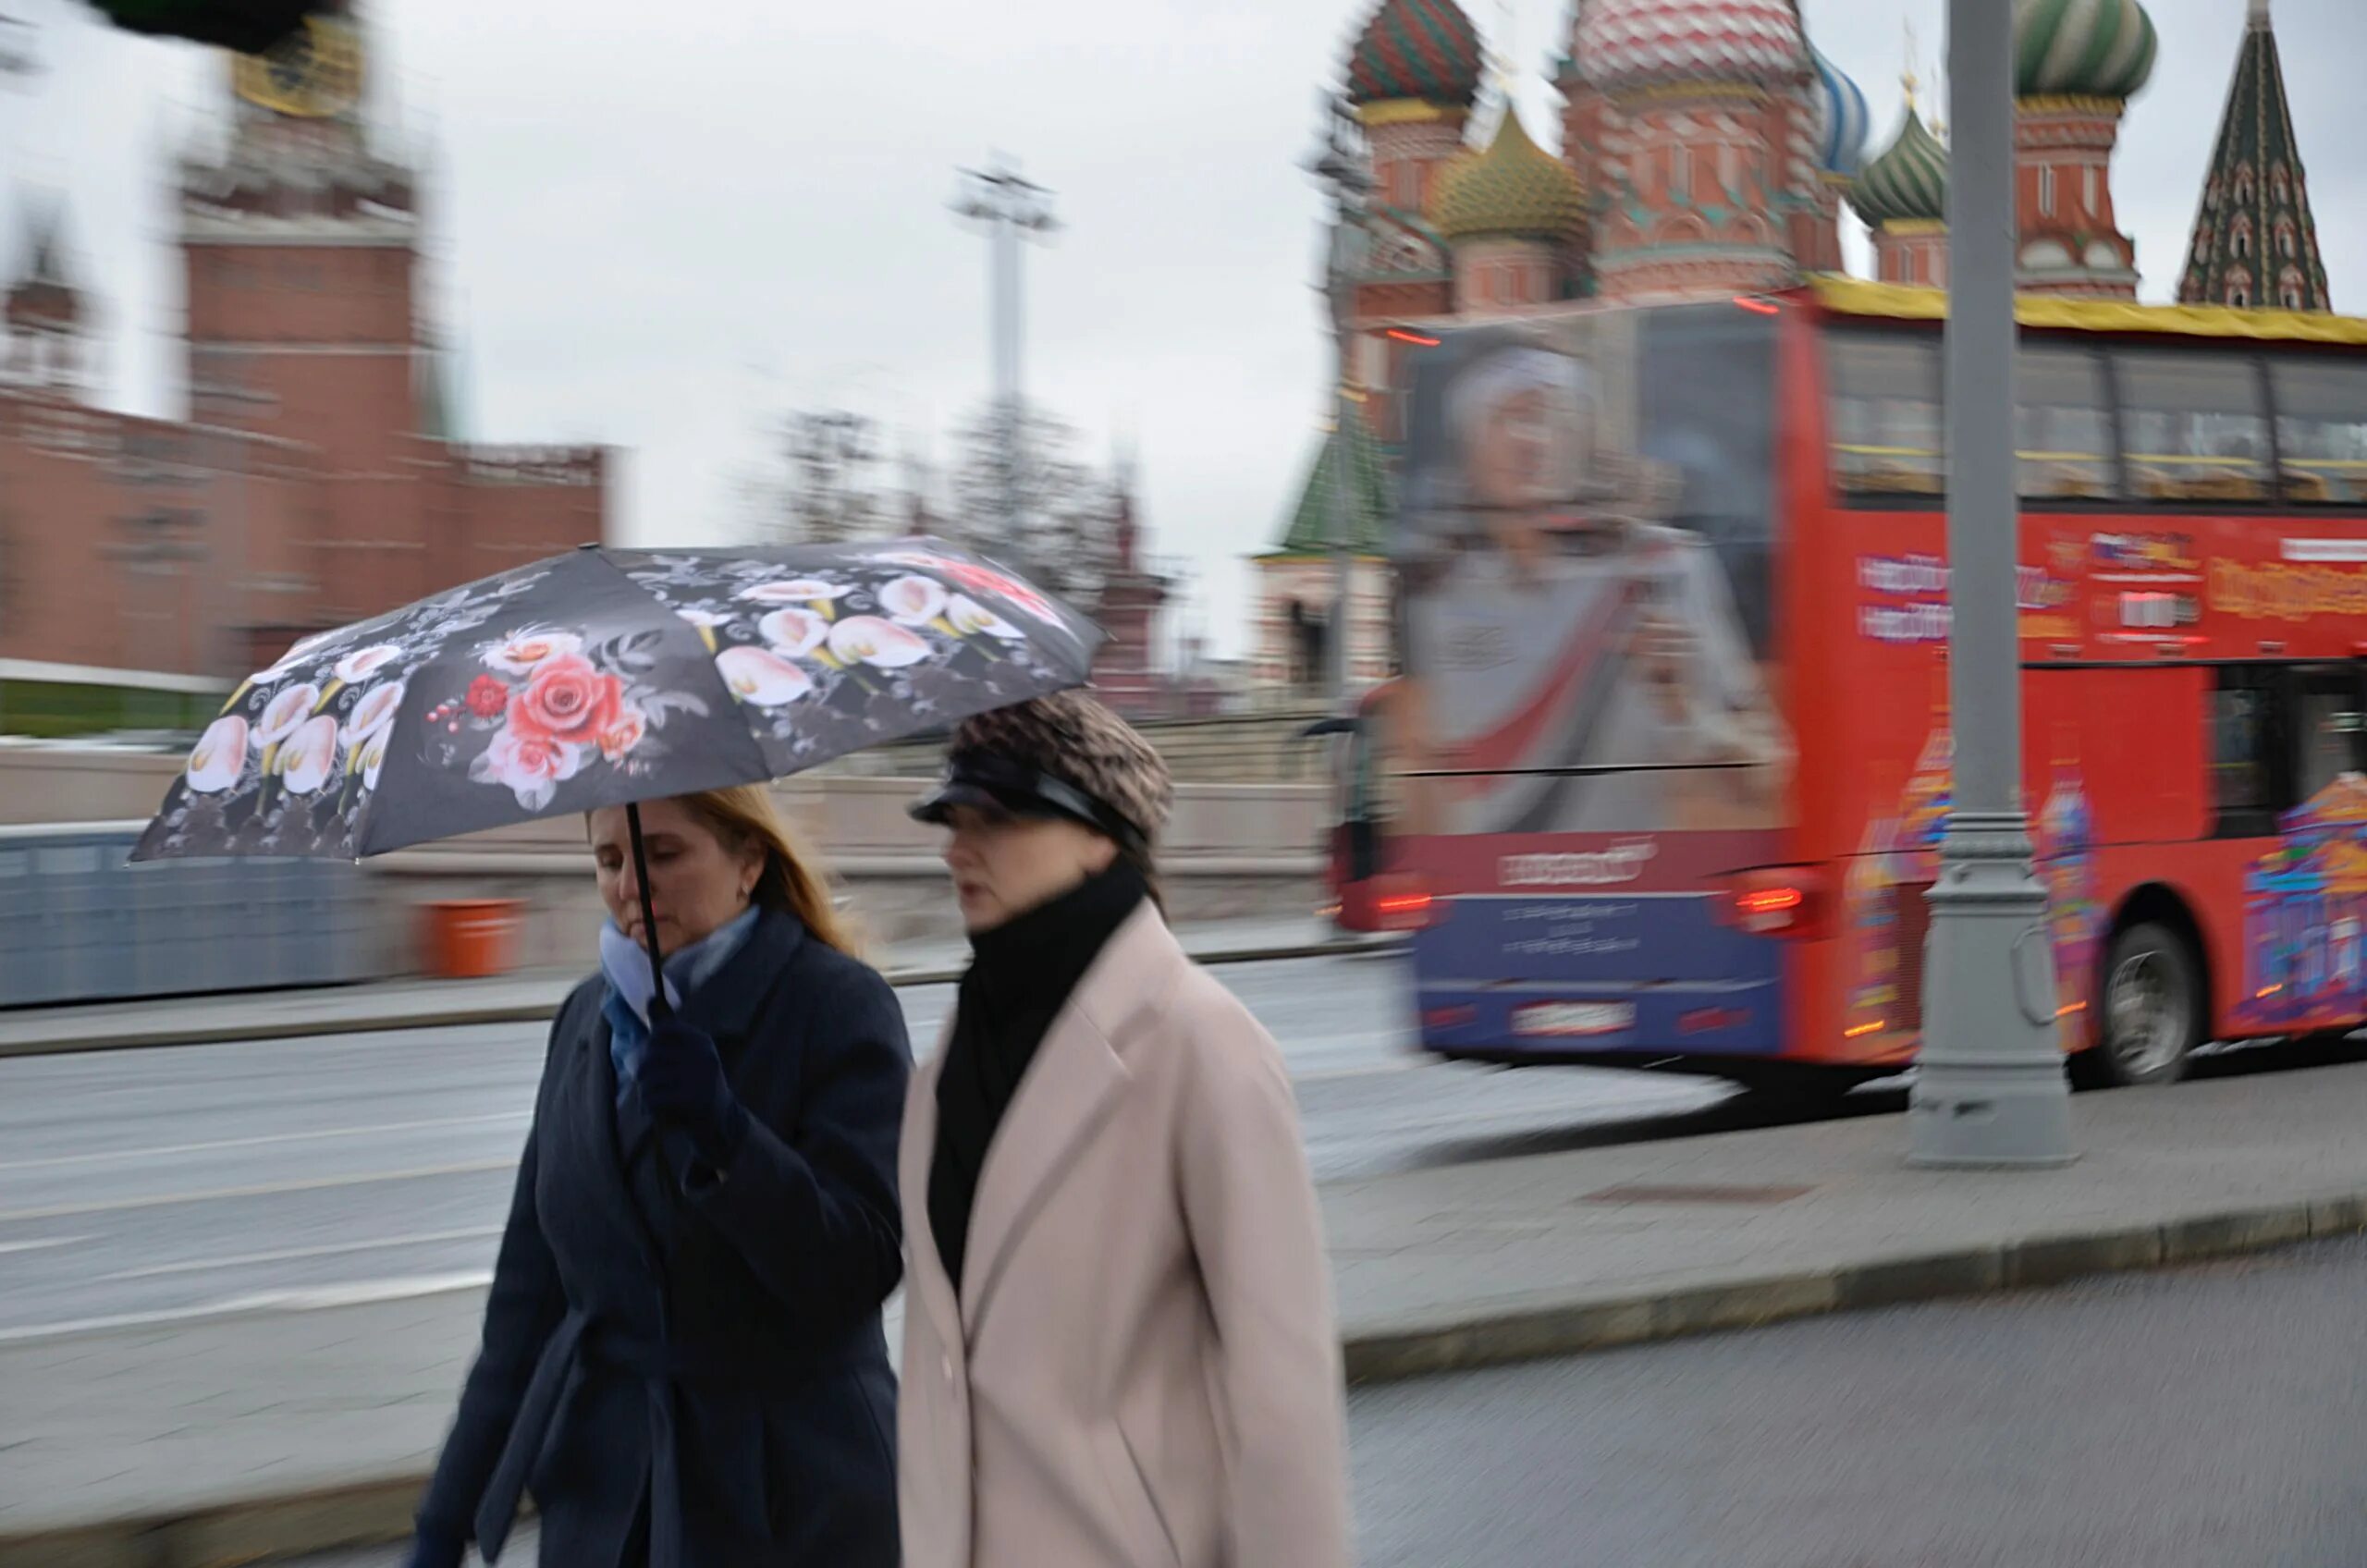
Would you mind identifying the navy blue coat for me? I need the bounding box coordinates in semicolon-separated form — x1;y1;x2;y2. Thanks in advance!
417;908;910;1568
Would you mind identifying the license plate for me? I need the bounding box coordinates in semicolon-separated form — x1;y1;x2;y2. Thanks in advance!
1512;1001;1636;1038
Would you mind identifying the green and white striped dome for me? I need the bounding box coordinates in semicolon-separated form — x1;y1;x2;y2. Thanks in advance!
2015;0;2158;102
1851;108;1948;228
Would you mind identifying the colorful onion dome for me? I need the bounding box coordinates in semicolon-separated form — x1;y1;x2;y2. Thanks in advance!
2014;0;2158;102
1576;0;1807;92
1808;42;1872;179
1433;108;1586;241
1852;107;1948;227
1345;0;1484;109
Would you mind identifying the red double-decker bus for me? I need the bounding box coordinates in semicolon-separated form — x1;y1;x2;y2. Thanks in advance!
1379;278;2367;1093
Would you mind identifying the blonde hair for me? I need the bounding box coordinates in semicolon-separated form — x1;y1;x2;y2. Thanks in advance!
675;784;863;959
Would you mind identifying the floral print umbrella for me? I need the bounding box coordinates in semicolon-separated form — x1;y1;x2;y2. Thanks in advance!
130;538;1103;865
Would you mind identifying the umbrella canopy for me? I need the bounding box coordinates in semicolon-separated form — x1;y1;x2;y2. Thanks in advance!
132;539;1102;864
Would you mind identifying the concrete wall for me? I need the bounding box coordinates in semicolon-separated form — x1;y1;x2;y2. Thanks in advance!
0;749;1328;975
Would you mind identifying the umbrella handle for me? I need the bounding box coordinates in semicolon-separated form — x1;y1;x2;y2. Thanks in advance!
627;801;673;1023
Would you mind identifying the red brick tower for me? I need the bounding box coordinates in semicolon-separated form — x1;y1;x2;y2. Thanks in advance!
178;3;434;621
175;3;605;655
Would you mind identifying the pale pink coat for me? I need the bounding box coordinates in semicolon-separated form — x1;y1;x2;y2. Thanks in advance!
897;904;1352;1568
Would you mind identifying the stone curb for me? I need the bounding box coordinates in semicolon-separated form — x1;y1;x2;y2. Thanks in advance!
1339;1189;2367;1384
0;936;1404;1059
7;1188;2361;1567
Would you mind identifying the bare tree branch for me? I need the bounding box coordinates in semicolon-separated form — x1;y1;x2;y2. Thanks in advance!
950;398;1116;606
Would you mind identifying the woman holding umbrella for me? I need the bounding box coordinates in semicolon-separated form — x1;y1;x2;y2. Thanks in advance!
406;784;909;1568
896;692;1352;1568
129;537;1116;1566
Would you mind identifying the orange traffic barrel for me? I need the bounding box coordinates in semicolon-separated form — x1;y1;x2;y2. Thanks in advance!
421;899;523;980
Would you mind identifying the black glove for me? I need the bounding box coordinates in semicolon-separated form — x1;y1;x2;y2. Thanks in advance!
639;1019;749;1169
404;1522;465;1568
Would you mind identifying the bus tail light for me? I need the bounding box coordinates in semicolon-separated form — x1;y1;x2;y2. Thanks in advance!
1721;866;1834;940
1372;873;1436;932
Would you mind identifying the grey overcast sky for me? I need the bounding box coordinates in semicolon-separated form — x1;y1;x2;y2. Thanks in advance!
4;0;2361;656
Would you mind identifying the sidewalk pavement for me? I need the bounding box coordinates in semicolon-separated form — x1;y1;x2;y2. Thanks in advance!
8;1056;2367;1566
0;915;1392;1059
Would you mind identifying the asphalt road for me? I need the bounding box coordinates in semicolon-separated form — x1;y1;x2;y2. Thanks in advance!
0;949;1755;1339
283;1235;2367;1566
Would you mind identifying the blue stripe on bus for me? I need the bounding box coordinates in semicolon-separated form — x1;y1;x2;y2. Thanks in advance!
1409;893;1785;1056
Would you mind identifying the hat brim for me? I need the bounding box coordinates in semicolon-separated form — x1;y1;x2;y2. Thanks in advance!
908;778;1020;827
908;754;1147;855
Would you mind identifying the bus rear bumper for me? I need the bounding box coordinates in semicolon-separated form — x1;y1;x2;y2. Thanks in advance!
1415;979;1786;1061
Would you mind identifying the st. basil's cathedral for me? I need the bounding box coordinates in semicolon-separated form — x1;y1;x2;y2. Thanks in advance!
1254;0;2336;697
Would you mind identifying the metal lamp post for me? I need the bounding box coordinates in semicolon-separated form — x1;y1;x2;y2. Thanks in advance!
1907;0;2076;1166
952;155;1059;568
1306;90;1372;711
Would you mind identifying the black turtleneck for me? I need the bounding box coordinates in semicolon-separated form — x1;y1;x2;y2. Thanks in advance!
929;859;1147;1294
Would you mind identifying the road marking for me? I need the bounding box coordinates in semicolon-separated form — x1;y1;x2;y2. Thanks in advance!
0;1158;517;1224
0;1234;91;1256
0;1270;496;1345
0;1111;532;1174
97;1226;508;1281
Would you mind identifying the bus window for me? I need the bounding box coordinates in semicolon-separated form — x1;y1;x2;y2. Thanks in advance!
2114;350;2274;503
2212;667;2286;839
2271;356;2367;506
1824;330;1944;498
2017;346;2114;501
2294;668;2367;801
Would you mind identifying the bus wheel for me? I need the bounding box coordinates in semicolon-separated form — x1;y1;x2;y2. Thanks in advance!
2074;922;2201;1089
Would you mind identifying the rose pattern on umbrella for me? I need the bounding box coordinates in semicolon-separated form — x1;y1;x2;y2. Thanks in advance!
600;705;650;763
509;655;624;749
139;542;1096;865
471;720;585;811
448;629;707;810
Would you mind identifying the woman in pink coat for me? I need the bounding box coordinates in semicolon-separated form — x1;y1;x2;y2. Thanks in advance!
899;692;1352;1568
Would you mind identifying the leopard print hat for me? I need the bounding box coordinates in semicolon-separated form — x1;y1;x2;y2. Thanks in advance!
912;690;1173;850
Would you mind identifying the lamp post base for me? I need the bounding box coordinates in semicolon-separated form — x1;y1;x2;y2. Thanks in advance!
1907;811;2078;1168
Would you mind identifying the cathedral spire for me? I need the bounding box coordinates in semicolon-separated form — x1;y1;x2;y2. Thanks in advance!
2177;0;2329;312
